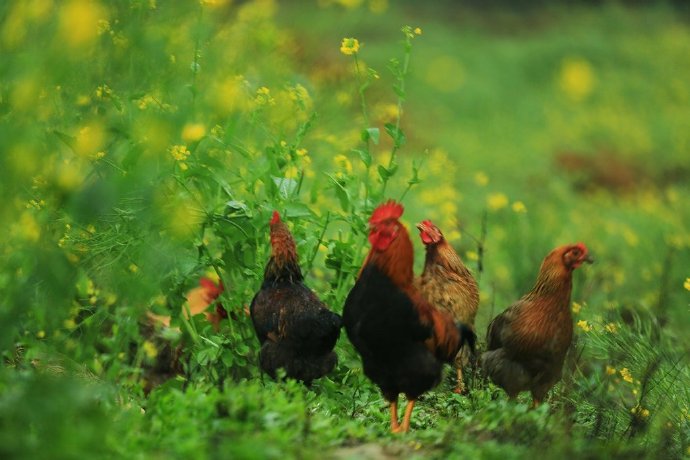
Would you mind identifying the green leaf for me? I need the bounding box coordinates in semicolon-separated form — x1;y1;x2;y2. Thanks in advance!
392;85;406;99
326;173;351;212
353;149;372;168
377;164;399;182
272;176;299;199
226;200;249;215
362;127;380;145
52;130;76;150
384;123;406;147
284;202;312;218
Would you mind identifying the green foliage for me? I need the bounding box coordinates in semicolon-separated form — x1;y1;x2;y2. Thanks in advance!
0;1;689;458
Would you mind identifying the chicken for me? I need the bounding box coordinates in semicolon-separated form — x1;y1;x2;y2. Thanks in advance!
343;200;476;433
186;277;228;329
141;276;226;394
481;243;593;406
146;276;230;331
416;220;480;394
250;211;342;385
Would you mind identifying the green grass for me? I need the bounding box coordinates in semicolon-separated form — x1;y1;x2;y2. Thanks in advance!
1;1;689;458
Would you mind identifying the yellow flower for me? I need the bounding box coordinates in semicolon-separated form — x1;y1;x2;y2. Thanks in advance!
170;145;190;161
142;340;158;360
631;406;650;418
576;320;591;332
334;154;353;174
512;201;527;213
58;0;107;48
605;322;618;333
605;365;616;375
182;123;206;142
684;277;690;291
284;165;299;179
340;38;360;55
571;301;582;314
559;57;595;102
128;263;139;273
487;192;508;211
620;367;633;383
465;251;479;262
414;27;422;35
296;148;308;157
255;86;275;106
95;84;112;99
15;212;41;242
37;330;46;339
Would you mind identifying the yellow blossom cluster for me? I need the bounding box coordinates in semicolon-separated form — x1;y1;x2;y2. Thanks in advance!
604;322;618;333
340;38;360;55
511;201;527;213
571;301;583;314
559;56;595;102
334;154;353;177
487;192;508;211
619;367;634;383
142;340;158;360
630;405;650;418
576;319;592;332
254;86;275;106
182;123;206;143
170;145;189;161
95;84;112;99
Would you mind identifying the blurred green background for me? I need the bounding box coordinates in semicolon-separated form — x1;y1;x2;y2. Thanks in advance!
1;0;689;458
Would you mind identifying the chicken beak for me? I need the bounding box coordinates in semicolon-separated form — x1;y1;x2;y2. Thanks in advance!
584;254;595;264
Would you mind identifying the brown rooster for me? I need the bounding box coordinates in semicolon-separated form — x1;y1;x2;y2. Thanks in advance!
481;243;593;406
250;211;342;385
416;220;479;394
344;201;476;433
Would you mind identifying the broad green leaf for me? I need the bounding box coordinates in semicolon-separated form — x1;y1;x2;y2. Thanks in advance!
272;176;299;199
353;149;372;168
362;127;380;145
284;202;312;218
384;123;406;147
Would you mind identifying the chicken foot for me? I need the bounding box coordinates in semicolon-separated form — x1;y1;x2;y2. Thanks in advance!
390;399;416;433
389;400;401;433
397;400;416;433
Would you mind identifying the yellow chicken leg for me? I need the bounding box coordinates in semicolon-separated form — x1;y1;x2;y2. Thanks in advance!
390;399;401;433
398;399;416;433
454;367;465;394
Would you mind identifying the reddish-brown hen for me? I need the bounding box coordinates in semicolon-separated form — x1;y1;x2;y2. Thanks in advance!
481;243;593;406
416;220;479;394
250;211;341;385
344;201;476;433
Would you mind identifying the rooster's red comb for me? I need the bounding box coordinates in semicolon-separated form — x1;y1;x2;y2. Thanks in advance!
419;219;435;229
270;211;281;225
369;200;404;224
